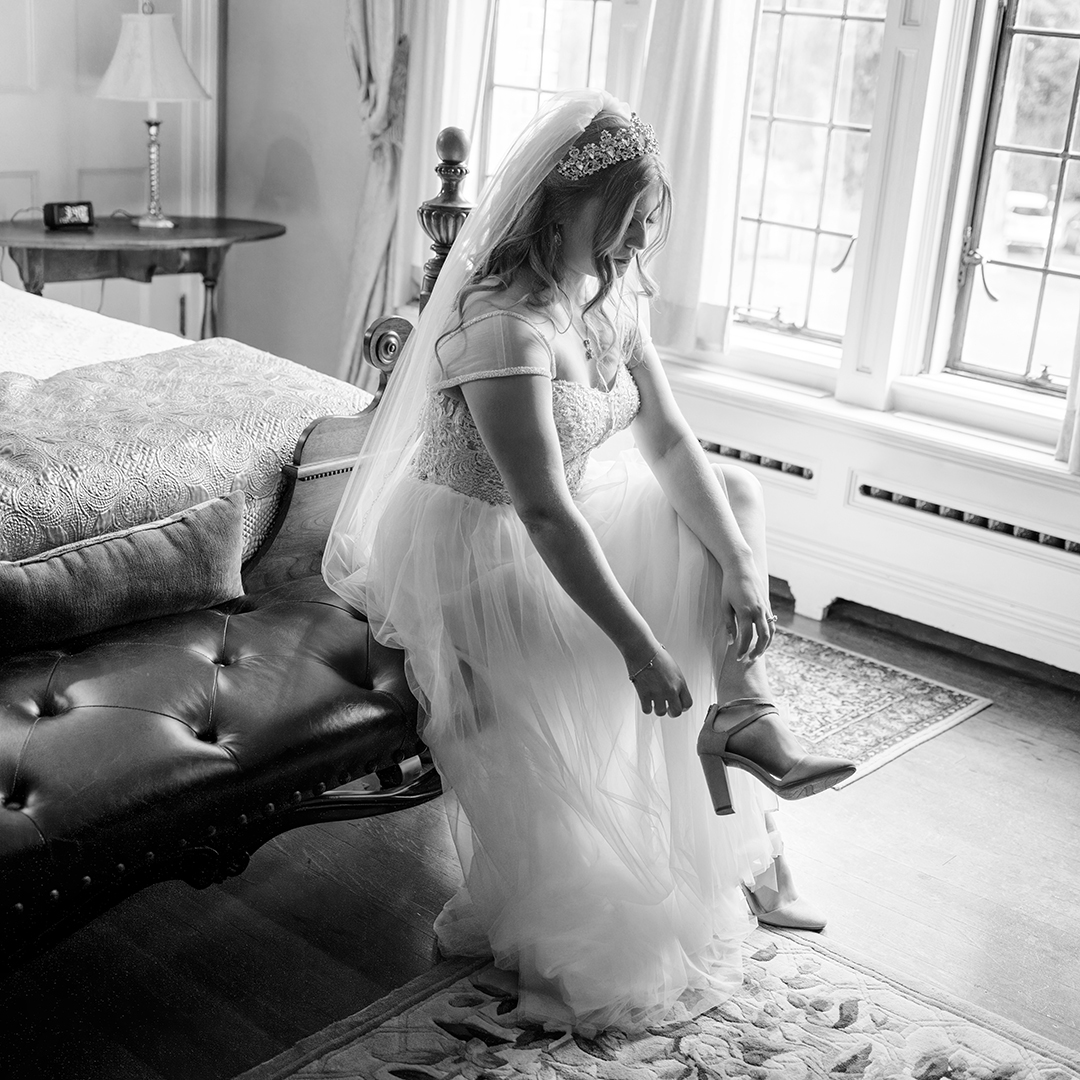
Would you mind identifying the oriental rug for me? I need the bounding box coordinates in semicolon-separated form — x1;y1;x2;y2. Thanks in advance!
767;627;991;787
234;927;1079;1080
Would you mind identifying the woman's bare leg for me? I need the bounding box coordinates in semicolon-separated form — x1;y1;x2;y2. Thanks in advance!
710;463;805;774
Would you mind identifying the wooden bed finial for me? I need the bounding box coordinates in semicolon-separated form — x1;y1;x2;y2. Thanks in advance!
417;126;472;311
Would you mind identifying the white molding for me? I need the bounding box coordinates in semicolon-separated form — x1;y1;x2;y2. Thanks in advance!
0;0;34;94
667;360;1070;489
769;525;1080;673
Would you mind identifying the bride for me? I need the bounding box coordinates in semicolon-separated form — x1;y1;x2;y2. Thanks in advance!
323;88;854;1035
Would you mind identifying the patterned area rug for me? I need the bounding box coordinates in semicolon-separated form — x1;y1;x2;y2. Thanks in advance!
768;628;991;787
235;928;1080;1080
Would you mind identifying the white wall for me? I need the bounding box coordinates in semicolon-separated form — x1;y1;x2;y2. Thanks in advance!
221;0;369;375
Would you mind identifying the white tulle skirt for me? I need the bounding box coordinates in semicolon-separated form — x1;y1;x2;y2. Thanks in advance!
365;448;784;1034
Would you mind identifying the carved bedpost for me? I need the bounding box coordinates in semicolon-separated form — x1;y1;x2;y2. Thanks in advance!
417;127;472;311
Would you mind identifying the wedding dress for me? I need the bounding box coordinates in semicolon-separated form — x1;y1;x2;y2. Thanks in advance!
360;309;783;1033
323;88;785;1035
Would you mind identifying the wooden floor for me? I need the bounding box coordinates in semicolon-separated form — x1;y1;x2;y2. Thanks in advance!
4;600;1079;1080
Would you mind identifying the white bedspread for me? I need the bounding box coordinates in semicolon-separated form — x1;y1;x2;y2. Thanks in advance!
0;281;185;376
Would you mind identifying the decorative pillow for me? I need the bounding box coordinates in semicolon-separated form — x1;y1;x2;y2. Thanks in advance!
0;490;245;652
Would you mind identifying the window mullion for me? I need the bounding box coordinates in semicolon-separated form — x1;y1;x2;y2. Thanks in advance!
836;0;962;410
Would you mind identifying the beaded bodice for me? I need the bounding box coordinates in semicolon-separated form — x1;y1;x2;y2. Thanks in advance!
410;362;640;505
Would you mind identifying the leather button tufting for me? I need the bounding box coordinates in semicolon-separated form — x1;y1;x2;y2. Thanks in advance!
81;876;92;888
12;903;24;915
264;803;275;815
48;890;59;902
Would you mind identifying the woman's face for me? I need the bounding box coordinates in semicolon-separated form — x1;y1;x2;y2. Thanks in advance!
560;180;663;281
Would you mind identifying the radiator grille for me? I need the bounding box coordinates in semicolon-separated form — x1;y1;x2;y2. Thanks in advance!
700;441;814;479
858;485;1080;554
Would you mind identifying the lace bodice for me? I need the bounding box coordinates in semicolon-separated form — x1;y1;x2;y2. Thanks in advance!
411;362;640;504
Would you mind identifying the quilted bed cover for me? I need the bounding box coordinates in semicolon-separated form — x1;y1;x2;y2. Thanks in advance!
0;284;370;562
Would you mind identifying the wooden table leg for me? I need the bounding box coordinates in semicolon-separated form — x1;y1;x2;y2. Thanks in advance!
200;247;228;338
9;248;45;294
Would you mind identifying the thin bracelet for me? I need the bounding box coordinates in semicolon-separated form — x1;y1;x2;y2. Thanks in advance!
628;646;664;682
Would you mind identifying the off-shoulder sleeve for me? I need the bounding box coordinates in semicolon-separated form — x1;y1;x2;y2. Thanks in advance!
432;310;557;391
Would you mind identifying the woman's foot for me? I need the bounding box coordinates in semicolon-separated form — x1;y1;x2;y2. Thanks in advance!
750;896;827;932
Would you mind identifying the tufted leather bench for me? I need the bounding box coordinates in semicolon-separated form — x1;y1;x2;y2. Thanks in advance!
0;571;438;974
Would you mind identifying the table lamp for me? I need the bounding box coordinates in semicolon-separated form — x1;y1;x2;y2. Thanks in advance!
96;2;210;228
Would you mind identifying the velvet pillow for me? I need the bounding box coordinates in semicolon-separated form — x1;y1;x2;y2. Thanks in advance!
0;491;245;652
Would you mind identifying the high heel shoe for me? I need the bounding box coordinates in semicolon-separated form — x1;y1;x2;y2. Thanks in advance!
743;887;827;932
696;698;856;815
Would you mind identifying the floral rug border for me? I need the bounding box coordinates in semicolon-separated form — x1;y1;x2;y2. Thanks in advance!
235;929;1079;1080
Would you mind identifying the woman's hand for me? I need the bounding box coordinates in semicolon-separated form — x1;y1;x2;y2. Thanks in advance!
628;645;694;717
721;557;775;663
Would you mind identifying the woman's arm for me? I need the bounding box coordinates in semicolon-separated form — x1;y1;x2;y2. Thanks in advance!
628;333;774;662
460;348;692;717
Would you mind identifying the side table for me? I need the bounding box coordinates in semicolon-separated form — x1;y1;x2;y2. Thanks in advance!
0;216;286;338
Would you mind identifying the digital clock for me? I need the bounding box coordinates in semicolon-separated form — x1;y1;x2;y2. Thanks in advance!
43;201;95;231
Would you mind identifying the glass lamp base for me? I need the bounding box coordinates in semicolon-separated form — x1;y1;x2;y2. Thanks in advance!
134;211;176;229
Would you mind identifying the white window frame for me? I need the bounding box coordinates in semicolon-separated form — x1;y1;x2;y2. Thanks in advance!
680;0;1068;447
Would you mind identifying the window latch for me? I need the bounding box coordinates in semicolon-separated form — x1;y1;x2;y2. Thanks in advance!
830;234;857;273
959;229;999;302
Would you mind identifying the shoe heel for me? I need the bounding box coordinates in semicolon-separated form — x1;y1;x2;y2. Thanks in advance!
700;752;735;816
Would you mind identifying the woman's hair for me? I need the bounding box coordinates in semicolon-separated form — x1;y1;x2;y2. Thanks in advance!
450;110;672;347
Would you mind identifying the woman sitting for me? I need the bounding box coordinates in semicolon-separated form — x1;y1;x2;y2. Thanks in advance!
324;88;855;1035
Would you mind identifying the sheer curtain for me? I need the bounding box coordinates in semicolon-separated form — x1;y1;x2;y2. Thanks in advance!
637;0;758;354
337;0;493;390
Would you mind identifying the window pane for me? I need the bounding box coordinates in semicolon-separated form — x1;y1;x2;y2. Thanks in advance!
741;118;770;219
1050;160;1080;267
960;265;1041;379
1001;32;1080;152
745;224;816;328
847;0;887;16
731;223;759;313
786;0;843;12
775;15;841;122
540;1;596;91
807;233;855;336
493;0;545;87
820;128;870;235
1017;0;1080;33
761;120;828;224
751;14;781;115
1031;273;1080;385
983;149;1058;264
834;18;882;127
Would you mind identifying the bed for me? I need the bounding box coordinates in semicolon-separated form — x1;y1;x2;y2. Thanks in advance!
0;273;433;973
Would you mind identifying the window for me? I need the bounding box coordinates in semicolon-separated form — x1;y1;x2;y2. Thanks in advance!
947;0;1080;397
732;1;887;346
480;0;612;182
473;0;1075;412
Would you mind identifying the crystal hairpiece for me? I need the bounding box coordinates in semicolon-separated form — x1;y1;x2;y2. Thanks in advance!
556;114;659;180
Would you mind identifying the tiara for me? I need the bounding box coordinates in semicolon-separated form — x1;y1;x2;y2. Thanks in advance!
556;114;659;180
